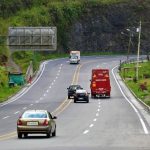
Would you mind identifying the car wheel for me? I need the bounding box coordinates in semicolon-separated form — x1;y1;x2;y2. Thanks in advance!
52;127;56;137
18;132;22;139
68;95;70;99
46;130;51;138
86;99;89;103
74;98;77;103
24;133;28;138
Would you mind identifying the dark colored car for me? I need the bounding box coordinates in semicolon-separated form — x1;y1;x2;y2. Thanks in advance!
17;110;57;138
67;85;82;99
74;89;90;103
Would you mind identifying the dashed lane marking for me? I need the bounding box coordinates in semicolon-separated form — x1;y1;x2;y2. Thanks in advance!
89;124;94;128
14;111;20;114
96;113;99;117
83;130;89;134
3;116;10;119
93;118;97;122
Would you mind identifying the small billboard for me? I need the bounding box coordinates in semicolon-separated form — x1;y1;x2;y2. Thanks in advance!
8;27;57;51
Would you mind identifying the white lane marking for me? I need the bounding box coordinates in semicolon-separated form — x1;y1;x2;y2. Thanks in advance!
44;94;46;97
83;130;89;134
40;97;43;100
35;101;39;103
89;124;94;128
14;111;20;114
3;116;10;119
98;105;101;108
96;113;99;117
112;66;149;134
56;76;58;79
61;64;63;66
98;102;101;105
93;118;97;122
57;73;60;76
0;61;47;107
51;82;54;85
46;90;49;93
58;70;61;73
97;109;100;112
49;86;51;89
54;80;56;82
23;107;27;110
30;104;33;106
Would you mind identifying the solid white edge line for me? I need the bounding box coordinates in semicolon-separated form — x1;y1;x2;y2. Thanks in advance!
112;65;149;134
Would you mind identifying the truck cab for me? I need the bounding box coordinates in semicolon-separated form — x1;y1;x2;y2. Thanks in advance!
69;51;80;64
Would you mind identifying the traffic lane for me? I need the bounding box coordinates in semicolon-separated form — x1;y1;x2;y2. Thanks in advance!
0;56;149;150
0;59;65;116
76;58;150;145
0;59;77;135
0;98;101;150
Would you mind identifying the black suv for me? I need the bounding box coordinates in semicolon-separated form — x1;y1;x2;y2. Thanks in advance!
74;89;89;103
67;85;82;99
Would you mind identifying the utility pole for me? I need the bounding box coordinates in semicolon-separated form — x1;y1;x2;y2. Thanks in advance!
136;19;142;81
127;32;132;61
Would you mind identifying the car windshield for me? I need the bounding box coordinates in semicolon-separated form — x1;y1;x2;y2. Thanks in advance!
22;112;47;118
70;85;80;90
71;56;78;59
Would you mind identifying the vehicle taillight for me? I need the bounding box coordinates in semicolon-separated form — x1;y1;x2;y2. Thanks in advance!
92;83;96;87
93;74;96;78
43;119;49;126
17;119;23;126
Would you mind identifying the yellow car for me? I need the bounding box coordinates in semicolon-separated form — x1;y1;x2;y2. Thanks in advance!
17;110;57;138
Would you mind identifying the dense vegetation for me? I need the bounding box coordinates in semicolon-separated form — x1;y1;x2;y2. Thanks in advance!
0;0;149;102
120;60;150;106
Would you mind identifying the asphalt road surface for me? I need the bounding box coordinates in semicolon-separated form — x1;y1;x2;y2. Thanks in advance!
0;56;150;150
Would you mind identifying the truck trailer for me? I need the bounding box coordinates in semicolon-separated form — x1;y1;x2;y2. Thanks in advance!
90;68;111;98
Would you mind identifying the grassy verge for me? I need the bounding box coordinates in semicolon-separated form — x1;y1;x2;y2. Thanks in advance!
0;86;21;103
120;61;150;106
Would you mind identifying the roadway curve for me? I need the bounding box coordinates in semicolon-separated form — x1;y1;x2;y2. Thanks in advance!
0;56;150;150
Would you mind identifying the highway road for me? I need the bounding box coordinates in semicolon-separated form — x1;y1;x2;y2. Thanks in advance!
0;56;150;150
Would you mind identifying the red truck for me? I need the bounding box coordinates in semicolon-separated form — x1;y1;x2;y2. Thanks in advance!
90;69;111;98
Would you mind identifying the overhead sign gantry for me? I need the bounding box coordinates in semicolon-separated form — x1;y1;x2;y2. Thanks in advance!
8;27;57;51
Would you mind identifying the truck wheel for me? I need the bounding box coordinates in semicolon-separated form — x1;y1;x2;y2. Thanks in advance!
91;94;94;98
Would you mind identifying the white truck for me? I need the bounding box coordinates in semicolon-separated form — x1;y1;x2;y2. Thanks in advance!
69;51;80;64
